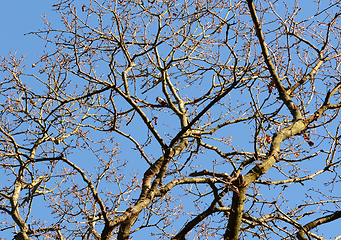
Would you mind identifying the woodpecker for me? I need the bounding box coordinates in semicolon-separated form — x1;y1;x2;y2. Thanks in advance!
156;97;167;106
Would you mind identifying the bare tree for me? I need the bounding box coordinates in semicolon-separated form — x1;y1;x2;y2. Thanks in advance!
1;0;341;239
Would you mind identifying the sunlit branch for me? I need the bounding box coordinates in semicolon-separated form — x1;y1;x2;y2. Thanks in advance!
247;0;302;121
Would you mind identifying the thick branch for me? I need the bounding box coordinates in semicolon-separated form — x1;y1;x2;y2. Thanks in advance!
224;176;246;240
170;81;239;148
297;211;341;240
246;0;302;120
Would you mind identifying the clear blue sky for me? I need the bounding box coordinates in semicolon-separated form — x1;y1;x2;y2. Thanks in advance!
0;1;56;60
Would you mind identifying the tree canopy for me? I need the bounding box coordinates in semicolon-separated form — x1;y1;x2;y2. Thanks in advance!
1;0;341;239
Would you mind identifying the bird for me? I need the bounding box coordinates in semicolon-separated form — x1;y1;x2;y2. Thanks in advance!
142;73;162;94
156;97;167;105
